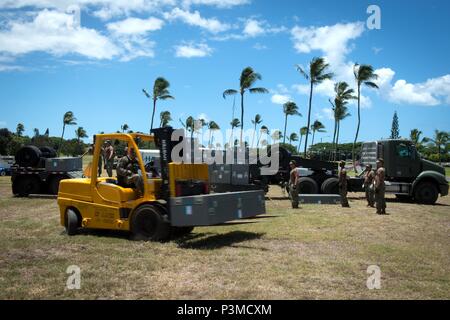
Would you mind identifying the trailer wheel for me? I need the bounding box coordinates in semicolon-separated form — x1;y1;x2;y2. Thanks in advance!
131;204;170;241
298;177;318;194
13;176;41;197
65;209;79;236
49;175;66;195
39;146;57;158
414;181;438;205
321;177;339;194
15;145;42;167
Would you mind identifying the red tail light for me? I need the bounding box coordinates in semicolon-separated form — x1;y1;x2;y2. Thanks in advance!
203;182;209;194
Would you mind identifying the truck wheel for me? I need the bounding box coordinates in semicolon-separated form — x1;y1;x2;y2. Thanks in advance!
171;226;194;238
49;175;66;195
65;209;79;236
13;176;41;197
298;177;318;194
414;181;438;205
15;145;42;167
39;146;57;158
321;177;339;194
131;204;170;241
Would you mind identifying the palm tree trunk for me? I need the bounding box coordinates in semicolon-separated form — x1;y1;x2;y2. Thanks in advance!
283;114;288;144
304;81;313;156
151;98;157;132
298;135;303;153
312;130;316;147
352;85;361;173
240;92;244;145
59;124;66;156
332;119;337;160
336;121;340;161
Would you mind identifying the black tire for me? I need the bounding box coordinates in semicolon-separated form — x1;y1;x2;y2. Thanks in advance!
131;204;171;241
49;175;66;195
65;209;79;236
171;226;194;238
298;177;318;194
15;145;42;167
321;177;339;194
39;146;57;158
12;176;41;197
414;181;439;205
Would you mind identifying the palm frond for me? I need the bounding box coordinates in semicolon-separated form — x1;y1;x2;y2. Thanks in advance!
249;87;269;94
223;89;238;99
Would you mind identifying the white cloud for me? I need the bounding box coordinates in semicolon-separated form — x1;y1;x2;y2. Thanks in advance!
174;42;213;58
243;19;264;37
322;108;334;120
106;17;164;35
182;0;250;8
375;67;450;106
91;0;176;21
164;8;230;33
253;43;267;50
0;9;119;59
271;94;291;105
291;22;364;66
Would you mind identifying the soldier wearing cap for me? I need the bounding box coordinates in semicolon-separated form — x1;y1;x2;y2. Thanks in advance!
289;160;300;209
374;158;386;214
104;140;114;178
338;161;350;207
363;164;375;207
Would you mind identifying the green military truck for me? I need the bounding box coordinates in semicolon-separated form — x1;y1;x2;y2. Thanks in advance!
348;139;448;204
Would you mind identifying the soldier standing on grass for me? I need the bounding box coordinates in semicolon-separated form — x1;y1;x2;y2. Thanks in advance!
289;160;300;209
104;140;114;177
374;158;387;214
363;164;375;207
338;161;350;207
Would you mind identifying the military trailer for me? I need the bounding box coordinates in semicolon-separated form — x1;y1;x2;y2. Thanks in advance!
11;146;83;196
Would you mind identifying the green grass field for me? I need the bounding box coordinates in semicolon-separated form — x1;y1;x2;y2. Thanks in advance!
0;176;449;299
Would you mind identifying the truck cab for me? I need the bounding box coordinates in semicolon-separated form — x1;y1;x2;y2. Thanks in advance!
358;139;448;204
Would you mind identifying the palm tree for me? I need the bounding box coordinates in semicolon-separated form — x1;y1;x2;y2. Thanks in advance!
159;111;172;127
298;126;308;153
282;101;301;144
334;104;351;159
33;128;40;138
410;129;428;151
207;121;220;147
229;118;241;145
310;120;326;147
223;67;268;144
16;123;24;136
271;130;282;143
289;132;299;145
426;130;449;165
75;127;88;144
251;114;262;147
296;57;333;156
143;77;174;133
353;64;379;172
121;124;129;133
257;125;269;147
59;111;77;156
179;116;195;141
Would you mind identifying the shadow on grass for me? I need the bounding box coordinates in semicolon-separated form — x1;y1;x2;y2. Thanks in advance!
177;230;265;250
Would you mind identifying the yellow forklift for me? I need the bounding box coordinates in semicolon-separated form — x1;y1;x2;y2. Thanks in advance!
57;127;266;241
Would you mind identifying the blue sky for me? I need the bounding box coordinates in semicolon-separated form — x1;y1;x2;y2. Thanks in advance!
0;0;449;147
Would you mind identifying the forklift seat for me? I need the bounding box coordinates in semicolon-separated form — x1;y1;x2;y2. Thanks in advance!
97;181;137;202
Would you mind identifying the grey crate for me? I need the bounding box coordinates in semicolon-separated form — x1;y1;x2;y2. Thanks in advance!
45;157;82;172
170;190;266;227
231;164;249;185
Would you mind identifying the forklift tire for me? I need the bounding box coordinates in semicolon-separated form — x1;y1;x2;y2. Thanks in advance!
131;205;170;241
65;209;79;236
414;181;438;205
13;176;41;197
298;177;318;194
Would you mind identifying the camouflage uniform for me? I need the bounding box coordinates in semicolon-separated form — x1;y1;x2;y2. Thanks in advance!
116;154;144;197
104;144;114;178
339;165;350;207
289;167;300;208
374;165;386;214
364;169;375;207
